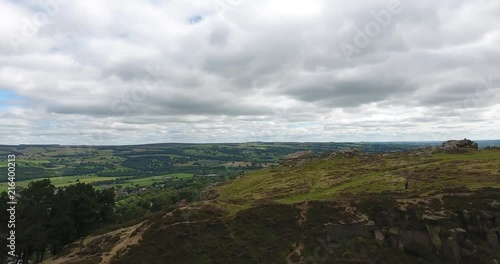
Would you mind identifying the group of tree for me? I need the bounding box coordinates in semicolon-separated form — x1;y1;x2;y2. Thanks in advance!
0;179;115;264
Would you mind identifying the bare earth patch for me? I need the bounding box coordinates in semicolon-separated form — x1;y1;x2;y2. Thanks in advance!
42;221;148;264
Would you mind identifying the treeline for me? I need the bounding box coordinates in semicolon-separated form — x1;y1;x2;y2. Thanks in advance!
115;176;224;222
122;156;174;171
0;166;112;182
113;148;185;157
0;166;53;182
0;180;115;264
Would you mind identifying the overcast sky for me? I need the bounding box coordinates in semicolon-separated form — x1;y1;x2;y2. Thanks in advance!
0;0;499;145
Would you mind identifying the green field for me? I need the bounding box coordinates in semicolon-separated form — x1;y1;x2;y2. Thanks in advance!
0;175;117;192
0;173;194;192
116;173;193;188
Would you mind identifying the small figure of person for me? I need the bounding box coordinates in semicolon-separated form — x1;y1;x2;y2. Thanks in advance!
405;181;409;190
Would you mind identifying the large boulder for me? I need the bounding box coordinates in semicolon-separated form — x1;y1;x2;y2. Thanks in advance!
281;151;316;167
441;138;478;150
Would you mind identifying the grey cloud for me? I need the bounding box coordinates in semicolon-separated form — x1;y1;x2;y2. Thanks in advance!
285;77;415;107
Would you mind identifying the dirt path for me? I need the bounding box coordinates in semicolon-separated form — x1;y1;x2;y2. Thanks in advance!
285;201;310;264
286;242;304;264
101;221;148;264
42;221;147;264
166;218;221;227
296;201;309;227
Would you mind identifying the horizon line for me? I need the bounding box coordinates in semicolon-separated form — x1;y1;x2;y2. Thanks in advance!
1;139;500;147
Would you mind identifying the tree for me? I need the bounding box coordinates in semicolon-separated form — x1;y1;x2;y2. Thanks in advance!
97;188;116;224
18;179;55;263
15;180;116;263
0;192;10;261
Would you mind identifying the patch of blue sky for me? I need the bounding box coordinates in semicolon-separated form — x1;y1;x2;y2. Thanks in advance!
189;15;203;25
0;89;23;109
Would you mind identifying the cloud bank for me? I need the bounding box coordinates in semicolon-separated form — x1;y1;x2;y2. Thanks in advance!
0;0;499;144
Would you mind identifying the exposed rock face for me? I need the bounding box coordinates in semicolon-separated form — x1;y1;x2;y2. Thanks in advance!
324;209;500;264
281;151;316;167
441;138;479;150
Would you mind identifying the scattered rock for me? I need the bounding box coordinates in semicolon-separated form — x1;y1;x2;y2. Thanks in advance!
389;227;400;236
422;213;447;221
449;228;466;245
374;229;385;242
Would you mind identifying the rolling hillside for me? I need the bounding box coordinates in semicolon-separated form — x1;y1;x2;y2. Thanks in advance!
43;145;500;264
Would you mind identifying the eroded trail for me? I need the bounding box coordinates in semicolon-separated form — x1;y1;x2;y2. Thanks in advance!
296;200;309;227
42;221;148;264
286;242;305;264
102;221;148;264
286;201;310;264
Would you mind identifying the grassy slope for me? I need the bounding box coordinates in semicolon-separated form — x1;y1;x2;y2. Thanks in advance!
217;149;500;206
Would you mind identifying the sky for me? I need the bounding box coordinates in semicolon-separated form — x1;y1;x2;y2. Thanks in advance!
0;0;499;145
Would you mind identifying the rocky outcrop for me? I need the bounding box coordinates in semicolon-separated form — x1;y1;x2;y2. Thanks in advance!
313;190;500;264
324;214;499;264
281;151;316;167
321;148;363;159
441;138;479;150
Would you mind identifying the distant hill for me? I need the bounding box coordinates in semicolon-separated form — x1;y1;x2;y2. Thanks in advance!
0;141;454;186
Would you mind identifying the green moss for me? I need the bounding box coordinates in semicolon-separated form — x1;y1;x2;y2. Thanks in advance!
426;225;442;251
